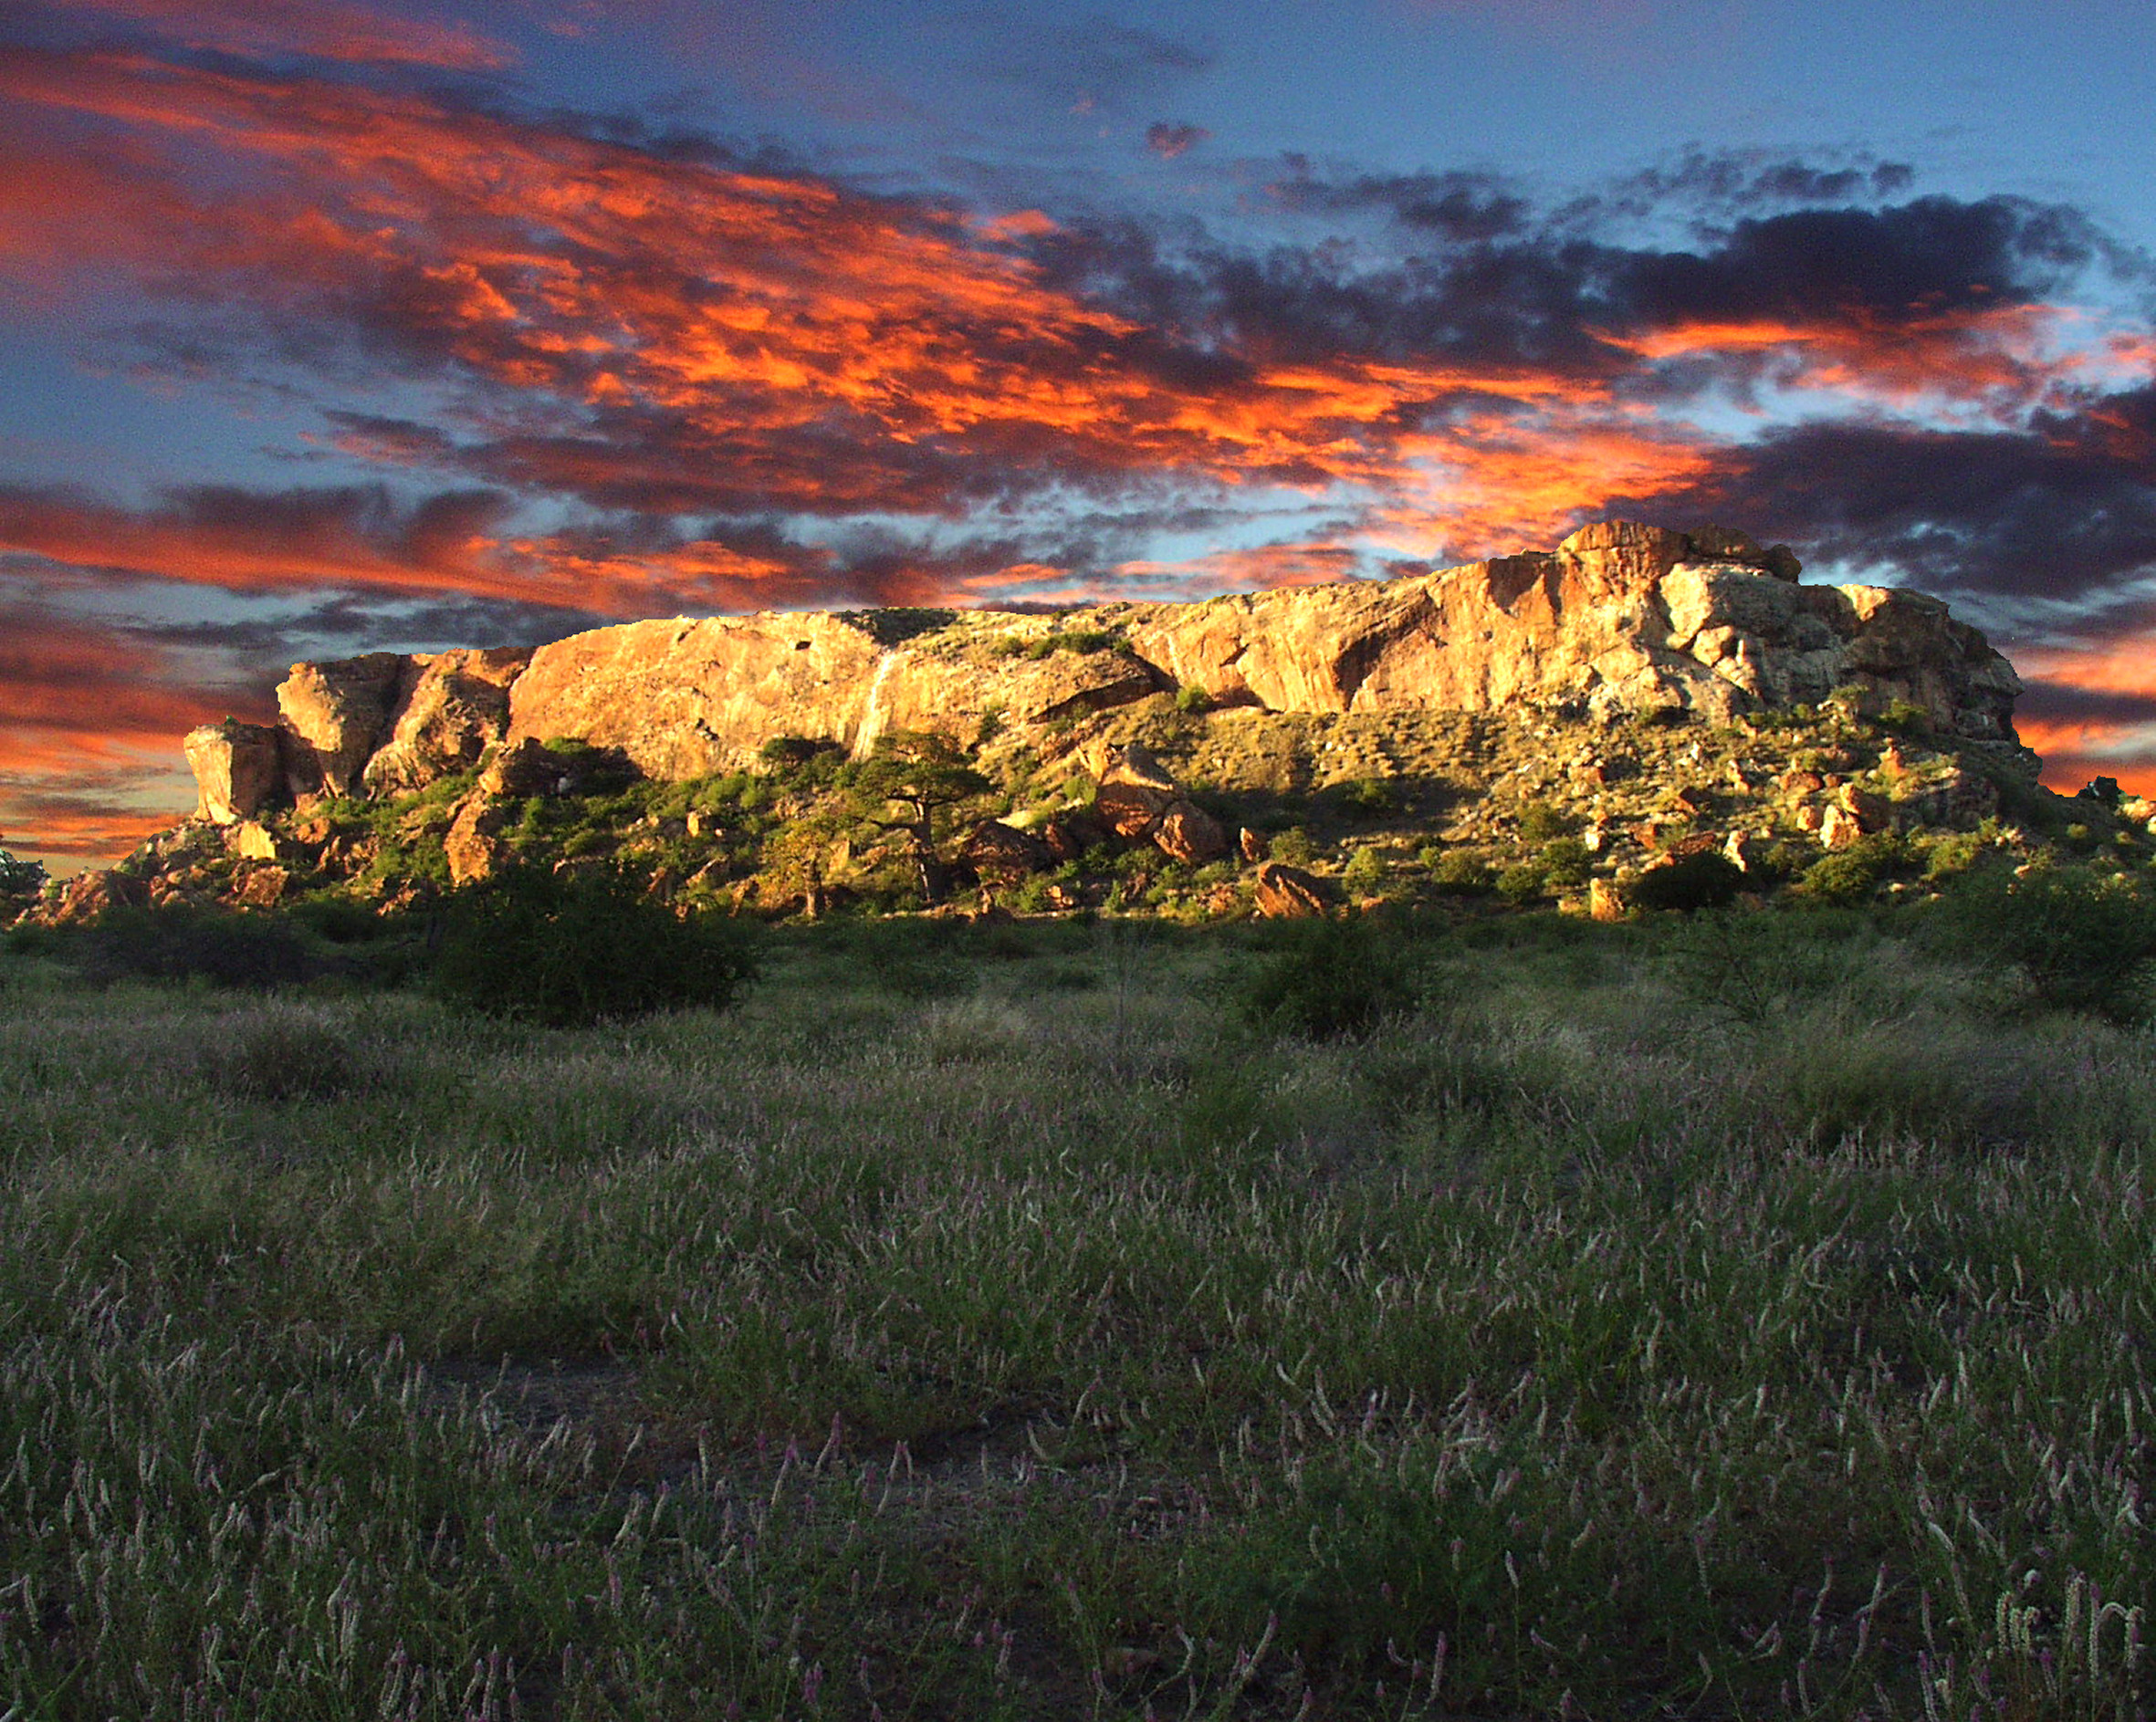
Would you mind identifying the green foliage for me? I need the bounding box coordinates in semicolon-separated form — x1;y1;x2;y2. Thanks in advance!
1919;829;1985;882
1665;909;1880;1026
1239;915;1417;1039
431;866;759;1028
1426;845;1493;894
844;731;993;904
1516;800;1576;844
1626;851;1744;913
1269;825;1316;866
1494;860;1550;904
1341;846;1386;894
1008;626;1127;661
758;736;843;775
1337;776;1395;819
204;1015;365;1103
1538;835;1593;888
1877;696;1935;736
1173;684;1213;714
1931;863;2156;1022
1799;835;1902;906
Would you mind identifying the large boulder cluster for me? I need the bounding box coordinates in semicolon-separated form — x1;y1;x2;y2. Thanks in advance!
22;519;2068;924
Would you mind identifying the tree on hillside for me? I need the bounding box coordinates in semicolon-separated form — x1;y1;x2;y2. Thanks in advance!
844;730;990;906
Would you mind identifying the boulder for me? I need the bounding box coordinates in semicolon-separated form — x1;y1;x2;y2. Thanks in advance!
232;863;289;908
480;737;565;799
1239;827;1270;862
1834;783;1896;836
1252;861;1333;918
1094;742;1181;839
277;653;408;798
961;818;1052;883
362;648;529;795
1041;812;1109;862
185;720;283;824
445;791;512;885
225;820;287;863
1154;798;1228;864
33;868;148;924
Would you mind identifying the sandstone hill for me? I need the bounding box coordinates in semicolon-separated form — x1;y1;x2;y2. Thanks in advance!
30;519;2144;925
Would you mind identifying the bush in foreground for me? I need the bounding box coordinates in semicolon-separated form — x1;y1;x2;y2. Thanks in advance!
1240;914;1417;1039
1930;861;2156;1022
431;865;760;1027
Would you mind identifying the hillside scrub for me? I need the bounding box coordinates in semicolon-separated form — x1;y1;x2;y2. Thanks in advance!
0;903;2150;1719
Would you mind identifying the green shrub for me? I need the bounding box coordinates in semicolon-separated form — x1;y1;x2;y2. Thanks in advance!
1539;836;1593;889
1930;864;2156;1022
1426;847;1492;894
1494;861;1549;905
1517;801;1575;844
1878;697;1934;736
1799;835;1902;906
1173;684;1213;714
1339;777;1395;819
1920;830;1984;882
1270;826;1316;866
204;1016;365;1103
1627;852;1743;913
1240;916;1415;1040
1341;847;1387;894
431;867;759;1028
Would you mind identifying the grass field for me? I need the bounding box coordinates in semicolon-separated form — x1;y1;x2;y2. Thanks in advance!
1;908;2150;1718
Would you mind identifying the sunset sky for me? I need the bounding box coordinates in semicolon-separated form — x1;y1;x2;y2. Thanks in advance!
5;0;2155;866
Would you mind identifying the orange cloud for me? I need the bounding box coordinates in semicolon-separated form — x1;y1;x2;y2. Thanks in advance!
0;610;249;860
55;0;512;69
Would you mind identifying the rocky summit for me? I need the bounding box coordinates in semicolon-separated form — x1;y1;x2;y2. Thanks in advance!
32;518;2133;925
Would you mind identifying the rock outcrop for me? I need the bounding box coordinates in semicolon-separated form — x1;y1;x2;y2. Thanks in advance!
177;520;2027;826
184;719;283;825
66;516;2067;928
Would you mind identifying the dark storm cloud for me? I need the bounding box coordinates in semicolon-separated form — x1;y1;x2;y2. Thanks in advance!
1608;395;2156;604
1262;163;1535;241
1599;196;2109;328
1600;150;1919;217
2017;679;2156;729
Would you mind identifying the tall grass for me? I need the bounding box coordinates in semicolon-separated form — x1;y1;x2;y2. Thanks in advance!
0;911;2149;1717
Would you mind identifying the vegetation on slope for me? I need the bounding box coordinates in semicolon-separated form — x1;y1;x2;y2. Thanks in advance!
54;686;2152;933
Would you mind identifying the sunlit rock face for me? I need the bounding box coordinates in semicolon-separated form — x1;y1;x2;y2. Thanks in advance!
186;520;2028;812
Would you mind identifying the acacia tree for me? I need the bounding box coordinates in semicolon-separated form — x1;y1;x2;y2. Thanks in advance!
845;730;990;906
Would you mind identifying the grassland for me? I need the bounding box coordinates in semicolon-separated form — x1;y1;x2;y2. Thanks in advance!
1;907;2150;1719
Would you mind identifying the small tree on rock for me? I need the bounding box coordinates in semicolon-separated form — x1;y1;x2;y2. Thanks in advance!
844;731;991;906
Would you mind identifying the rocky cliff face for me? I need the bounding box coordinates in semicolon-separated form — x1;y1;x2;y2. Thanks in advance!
180;520;2025;823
